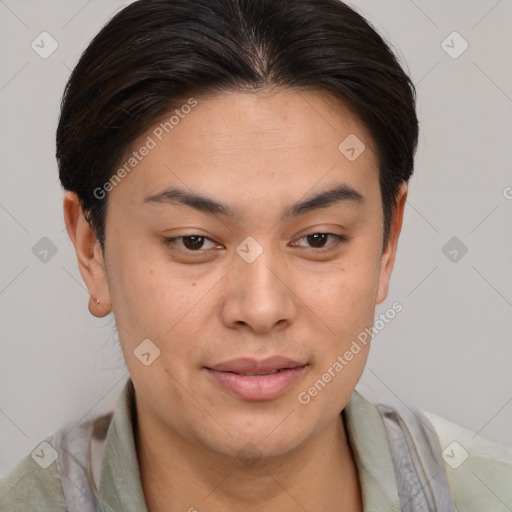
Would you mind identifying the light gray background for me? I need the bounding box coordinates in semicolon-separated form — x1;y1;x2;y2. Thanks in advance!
1;0;511;477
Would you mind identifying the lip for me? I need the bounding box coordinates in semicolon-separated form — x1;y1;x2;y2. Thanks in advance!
207;356;306;374
205;356;308;401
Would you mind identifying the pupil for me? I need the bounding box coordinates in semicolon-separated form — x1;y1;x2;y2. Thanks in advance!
308;233;327;248
184;235;204;250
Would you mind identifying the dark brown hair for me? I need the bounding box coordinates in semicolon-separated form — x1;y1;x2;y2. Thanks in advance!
56;0;418;252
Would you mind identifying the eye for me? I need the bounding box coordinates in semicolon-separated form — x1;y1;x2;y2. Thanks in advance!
163;232;346;254
163;235;219;252
292;232;346;251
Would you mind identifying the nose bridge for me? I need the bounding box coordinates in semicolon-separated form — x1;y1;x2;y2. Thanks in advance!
224;235;297;331
237;236;282;301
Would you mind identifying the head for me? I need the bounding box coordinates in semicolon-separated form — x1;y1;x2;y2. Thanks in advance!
59;0;418;461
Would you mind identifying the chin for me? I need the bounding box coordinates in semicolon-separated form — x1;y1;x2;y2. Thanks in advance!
200;415;313;461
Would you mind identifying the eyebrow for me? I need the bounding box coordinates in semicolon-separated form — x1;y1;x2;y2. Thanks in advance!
142;183;364;221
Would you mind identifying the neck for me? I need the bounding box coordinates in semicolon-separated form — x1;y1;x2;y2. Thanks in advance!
135;407;362;512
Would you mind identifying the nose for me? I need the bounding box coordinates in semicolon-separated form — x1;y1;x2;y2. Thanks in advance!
220;242;299;334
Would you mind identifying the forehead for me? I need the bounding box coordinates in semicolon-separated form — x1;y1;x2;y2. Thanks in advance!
109;87;380;212
156;88;376;158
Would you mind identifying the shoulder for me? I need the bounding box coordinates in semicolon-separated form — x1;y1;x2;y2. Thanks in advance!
0;434;66;512
422;408;512;511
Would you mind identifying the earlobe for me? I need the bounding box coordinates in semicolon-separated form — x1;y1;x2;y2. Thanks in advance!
63;191;112;317
375;182;408;305
87;294;112;317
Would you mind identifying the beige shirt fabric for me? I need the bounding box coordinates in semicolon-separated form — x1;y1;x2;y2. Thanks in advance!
1;377;511;511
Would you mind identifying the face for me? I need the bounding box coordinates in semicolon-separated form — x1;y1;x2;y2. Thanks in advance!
66;87;407;461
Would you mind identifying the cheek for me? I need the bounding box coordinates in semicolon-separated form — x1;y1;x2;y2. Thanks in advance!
303;252;381;334
105;247;163;356
108;238;176;315
108;248;213;368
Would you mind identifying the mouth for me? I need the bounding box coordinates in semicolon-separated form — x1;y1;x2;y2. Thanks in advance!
230;368;292;375
204;356;308;401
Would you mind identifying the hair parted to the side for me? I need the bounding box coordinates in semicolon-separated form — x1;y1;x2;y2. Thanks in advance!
56;0;418;253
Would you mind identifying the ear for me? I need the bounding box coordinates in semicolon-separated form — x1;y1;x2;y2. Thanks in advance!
63;191;112;317
375;182;408;305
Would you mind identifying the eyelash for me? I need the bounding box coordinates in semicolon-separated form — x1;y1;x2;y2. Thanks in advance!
163;232;346;254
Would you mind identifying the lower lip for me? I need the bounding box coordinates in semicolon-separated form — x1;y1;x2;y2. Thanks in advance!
205;366;307;401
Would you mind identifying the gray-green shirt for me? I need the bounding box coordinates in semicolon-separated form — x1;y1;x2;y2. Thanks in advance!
1;377;511;511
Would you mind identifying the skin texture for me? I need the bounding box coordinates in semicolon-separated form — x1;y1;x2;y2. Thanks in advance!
64;87;407;512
